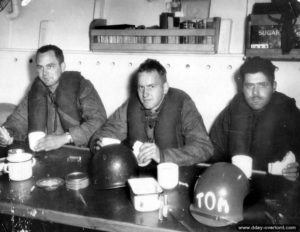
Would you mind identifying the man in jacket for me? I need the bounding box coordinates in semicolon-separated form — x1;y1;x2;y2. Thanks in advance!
210;57;300;181
0;44;107;151
91;58;213;166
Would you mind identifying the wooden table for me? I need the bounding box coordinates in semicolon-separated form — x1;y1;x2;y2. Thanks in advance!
0;143;299;232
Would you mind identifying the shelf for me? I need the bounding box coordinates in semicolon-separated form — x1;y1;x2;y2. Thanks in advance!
245;48;300;61
90;18;221;54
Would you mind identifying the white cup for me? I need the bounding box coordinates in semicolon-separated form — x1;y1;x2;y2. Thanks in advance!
8;148;25;156
0;161;5;172
28;131;46;151
157;162;179;189
232;155;253;179
4;153;36;181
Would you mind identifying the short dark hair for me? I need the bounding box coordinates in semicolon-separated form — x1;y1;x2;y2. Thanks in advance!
136;59;167;83
240;57;277;83
35;44;64;64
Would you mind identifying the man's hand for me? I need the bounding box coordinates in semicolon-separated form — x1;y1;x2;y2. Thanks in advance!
92;137;122;152
35;134;69;152
0;127;13;147
282;162;299;181
137;142;160;164
93;139;102;151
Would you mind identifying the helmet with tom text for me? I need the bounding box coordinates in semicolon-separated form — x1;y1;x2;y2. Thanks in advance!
190;162;249;227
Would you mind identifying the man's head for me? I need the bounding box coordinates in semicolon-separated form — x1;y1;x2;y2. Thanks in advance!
136;59;169;112
240;57;277;110
35;45;66;92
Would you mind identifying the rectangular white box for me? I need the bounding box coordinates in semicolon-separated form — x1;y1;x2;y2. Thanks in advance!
128;177;163;212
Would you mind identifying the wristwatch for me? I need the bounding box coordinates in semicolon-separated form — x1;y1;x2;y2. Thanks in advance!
65;132;73;143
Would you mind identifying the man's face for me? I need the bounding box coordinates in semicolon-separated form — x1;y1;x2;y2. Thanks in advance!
137;70;169;111
36;50;65;92
243;72;276;110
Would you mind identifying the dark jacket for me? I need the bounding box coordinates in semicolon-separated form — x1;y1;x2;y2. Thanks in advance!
127;88;185;149
210;92;300;170
28;71;83;133
4;72;107;147
91;88;213;166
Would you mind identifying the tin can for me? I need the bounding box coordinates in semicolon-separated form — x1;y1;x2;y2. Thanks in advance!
180;21;196;44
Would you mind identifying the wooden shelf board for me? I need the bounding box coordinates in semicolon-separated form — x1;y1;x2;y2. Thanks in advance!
91;43;215;53
91;29;216;37
245;48;300;61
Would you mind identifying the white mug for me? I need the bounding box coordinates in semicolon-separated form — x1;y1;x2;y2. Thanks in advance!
232;154;253;179
0;161;5;173
157;162;179;189
28;131;46;151
8;148;25;156
4;153;36;181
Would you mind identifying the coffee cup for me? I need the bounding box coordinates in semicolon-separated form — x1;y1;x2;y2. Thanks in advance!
8;148;25;156
28;131;46;151
157;162;179;189
0;161;5;173
4;152;36;181
232;155;253;179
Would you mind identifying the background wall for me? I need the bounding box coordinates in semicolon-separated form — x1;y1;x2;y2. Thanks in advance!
0;0;299;131
0;0;250;51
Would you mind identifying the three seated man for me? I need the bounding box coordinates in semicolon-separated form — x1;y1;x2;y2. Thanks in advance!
0;45;299;181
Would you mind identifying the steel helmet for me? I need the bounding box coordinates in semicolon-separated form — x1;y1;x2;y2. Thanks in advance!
91;144;138;189
190;162;249;227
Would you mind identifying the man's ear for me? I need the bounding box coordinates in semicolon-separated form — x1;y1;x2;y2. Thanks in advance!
273;81;277;92
61;62;66;72
163;82;169;94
